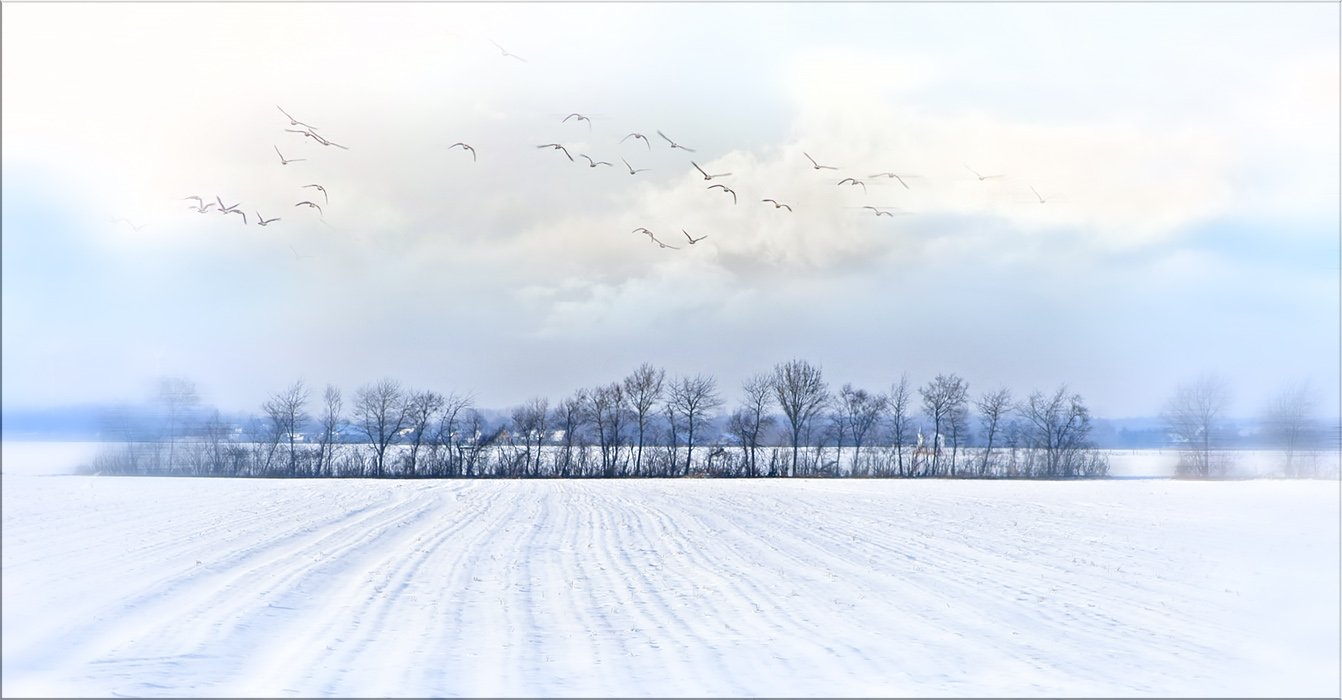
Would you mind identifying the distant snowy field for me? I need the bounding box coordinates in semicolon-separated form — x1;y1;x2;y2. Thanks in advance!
3;443;1338;697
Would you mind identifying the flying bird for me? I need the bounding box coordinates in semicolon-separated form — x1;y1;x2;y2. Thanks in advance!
620;133;651;150
682;229;707;245
448;142;476;161
870;172;911;189
286;128;322;141
289;245;313;260
838;178;867;194
691;161;730;180
275;146;305;165
1030;185;1056;204
538;143;574;161
708;183;737;204
804;152;838;170
288;129;347;150
622;158;649;175
651;236;679;250
632;227;654;237
112;217;147;231
310;131;348;150
965;165;1003;181
295;200;324;216
657;130;695;152
216;196;240;212
277;106;319;131
184;196;215;213
580;154;612;168
862;206;895;217
224;208;247;225
303;184;328;204
257;213;280;226
563;113;592;130
488;39;527;62
762;199;792;212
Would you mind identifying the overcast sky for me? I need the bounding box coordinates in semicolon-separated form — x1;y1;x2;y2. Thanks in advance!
3;2;1338;419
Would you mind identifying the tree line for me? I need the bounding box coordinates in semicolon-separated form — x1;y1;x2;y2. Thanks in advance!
91;363;1331;479
92;361;1116;479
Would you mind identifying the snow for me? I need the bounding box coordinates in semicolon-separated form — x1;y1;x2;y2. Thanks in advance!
3;444;1338;697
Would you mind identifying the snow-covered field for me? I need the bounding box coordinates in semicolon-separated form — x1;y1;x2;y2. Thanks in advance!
3;443;1339;697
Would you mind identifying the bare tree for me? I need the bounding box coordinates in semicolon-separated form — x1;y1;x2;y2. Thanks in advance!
920;374;968;476
623;363;665;477
1018;385;1105;477
1263;380;1319;477
661;399;682;477
428;392;473;477
552;390;587;478
728;372;776;478
1161;373;1232;478
834;383;886;477
771;359;829;477
403;390;445;478
316;384;345;477
353;378;409;477
511;397;550;477
157;377;200;473
199;408;234;476
459;408;493;478
885;374;915;477
668;374;724;476
262;379;309;476
975;387;1013;476
586;383;629;477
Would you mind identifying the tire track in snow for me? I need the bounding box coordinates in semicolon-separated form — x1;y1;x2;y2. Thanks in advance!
9;481;451;695
235;481;521;696
5;476;1336;697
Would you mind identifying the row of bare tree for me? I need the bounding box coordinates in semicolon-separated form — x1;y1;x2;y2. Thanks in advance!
1161;373;1330;478
92;361;1123;479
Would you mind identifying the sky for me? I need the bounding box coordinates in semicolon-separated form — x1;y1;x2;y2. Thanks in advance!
3;1;1338;420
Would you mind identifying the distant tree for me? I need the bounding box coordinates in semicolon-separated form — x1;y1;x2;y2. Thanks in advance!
661;399;683;477
771;360;830;477
1018;385;1106;477
201;408;234;476
157;376;200;473
586;383;629;477
511;397;550;477
834;383;885;477
975;388;1013;476
262;379;309;476
728;372;776;478
353;378;409;477
920;374;968;476
422;391;472;477
885;374;915;477
1263;380;1319;477
316;385;345;477
946;393;971;477
622;363;665;477
668;374;724;476
403;390;445;478
552;390;587;478
459;408;493;478
1161;373;1232;478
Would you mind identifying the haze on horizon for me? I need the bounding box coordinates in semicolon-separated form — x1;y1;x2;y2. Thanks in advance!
3;2;1337;419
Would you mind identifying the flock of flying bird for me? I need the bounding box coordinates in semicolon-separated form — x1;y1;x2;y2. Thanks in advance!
180;106;341;231
110;38;1060;258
